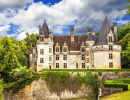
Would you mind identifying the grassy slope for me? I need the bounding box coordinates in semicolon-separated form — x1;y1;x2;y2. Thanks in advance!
101;84;130;100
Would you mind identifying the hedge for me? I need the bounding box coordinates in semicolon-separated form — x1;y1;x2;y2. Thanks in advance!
104;83;128;91
114;79;130;84
41;69;130;72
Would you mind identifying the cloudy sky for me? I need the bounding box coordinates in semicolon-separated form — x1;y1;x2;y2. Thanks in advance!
0;0;130;40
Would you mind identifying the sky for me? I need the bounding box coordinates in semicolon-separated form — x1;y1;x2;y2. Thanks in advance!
0;0;130;40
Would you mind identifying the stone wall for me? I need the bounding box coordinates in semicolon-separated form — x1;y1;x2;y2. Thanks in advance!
2;72;130;100
98;88;123;100
2;78;92;100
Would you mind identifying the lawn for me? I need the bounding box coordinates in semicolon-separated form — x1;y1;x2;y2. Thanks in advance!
100;84;130;100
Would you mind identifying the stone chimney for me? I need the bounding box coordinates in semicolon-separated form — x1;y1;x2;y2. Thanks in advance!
39;25;41;35
113;22;118;40
70;26;74;41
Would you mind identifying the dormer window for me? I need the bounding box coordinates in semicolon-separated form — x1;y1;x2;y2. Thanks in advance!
86;43;89;48
40;37;44;41
81;47;85;52
56;47;59;52
109;36;112;42
63;47;67;52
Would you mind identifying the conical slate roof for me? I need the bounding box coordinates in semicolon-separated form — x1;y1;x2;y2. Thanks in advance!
87;32;95;41
42;20;49;37
94;16;110;46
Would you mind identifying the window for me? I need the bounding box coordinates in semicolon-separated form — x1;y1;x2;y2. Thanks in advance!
109;53;113;59
109;62;113;68
40;37;44;41
56;55;59;60
82;47;85;52
87;58;89;63
40;49;44;54
87;67;89;69
49;57;52;62
63;47;67;52
40;58;44;63
63;55;67;60
76;63;78;68
49;48;52;53
56;47;59;52
82;55;85;60
86;51;89;56
41;32;43;35
56;63;59;68
86;43;89;48
109;37;112;42
64;63;67;68
82;63;85;68
109;45;113;50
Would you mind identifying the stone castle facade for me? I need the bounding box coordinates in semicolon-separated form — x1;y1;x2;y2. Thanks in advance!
29;17;121;72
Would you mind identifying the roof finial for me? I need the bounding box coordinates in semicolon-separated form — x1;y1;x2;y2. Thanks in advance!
44;20;46;22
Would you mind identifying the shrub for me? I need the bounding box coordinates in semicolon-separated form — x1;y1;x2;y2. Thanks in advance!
98;72;102;76
114;79;130;84
85;72;101;99
104;83;128;91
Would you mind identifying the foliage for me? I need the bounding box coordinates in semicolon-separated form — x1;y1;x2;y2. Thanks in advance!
84;72;101;99
119;33;130;69
98;72;102;76
3;70;39;93
104;79;130;91
41;69;130;72
0;75;3;100
126;0;130;14
104;83;128;91
9;66;31;82
22;33;38;67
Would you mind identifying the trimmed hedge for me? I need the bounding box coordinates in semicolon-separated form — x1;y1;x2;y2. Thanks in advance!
41;69;130;72
114;79;130;84
104;83;128;91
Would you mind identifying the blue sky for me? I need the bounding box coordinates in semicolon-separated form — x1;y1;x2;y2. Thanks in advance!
0;0;130;40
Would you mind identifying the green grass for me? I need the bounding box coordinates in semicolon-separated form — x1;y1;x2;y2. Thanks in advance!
41;69;130;72
67;98;95;100
101;84;130;100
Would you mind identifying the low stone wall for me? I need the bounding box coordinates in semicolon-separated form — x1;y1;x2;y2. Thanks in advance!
98;88;123;100
2;72;130;100
2;78;92;100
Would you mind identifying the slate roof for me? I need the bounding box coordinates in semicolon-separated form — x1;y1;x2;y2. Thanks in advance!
42;20;49;37
87;32;95;41
94;16;120;46
53;35;88;51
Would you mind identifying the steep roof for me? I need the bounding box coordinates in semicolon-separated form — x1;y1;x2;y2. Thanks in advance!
94;16;110;46
53;35;88;51
87;32;95;41
42;20;49;37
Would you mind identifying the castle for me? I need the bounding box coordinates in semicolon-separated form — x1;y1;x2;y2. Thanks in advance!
29;17;121;71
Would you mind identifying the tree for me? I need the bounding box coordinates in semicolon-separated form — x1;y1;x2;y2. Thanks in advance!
119;33;130;69
126;0;130;14
0;37;20;82
85;72;101;99
0;75;3;100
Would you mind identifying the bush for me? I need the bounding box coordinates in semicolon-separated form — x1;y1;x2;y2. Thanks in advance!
85;72;101;99
98;72;102;76
104;83;128;91
42;69;130;72
114;79;130;84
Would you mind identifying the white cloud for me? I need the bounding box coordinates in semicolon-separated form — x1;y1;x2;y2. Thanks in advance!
0;25;17;38
0;0;33;11
0;0;129;40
